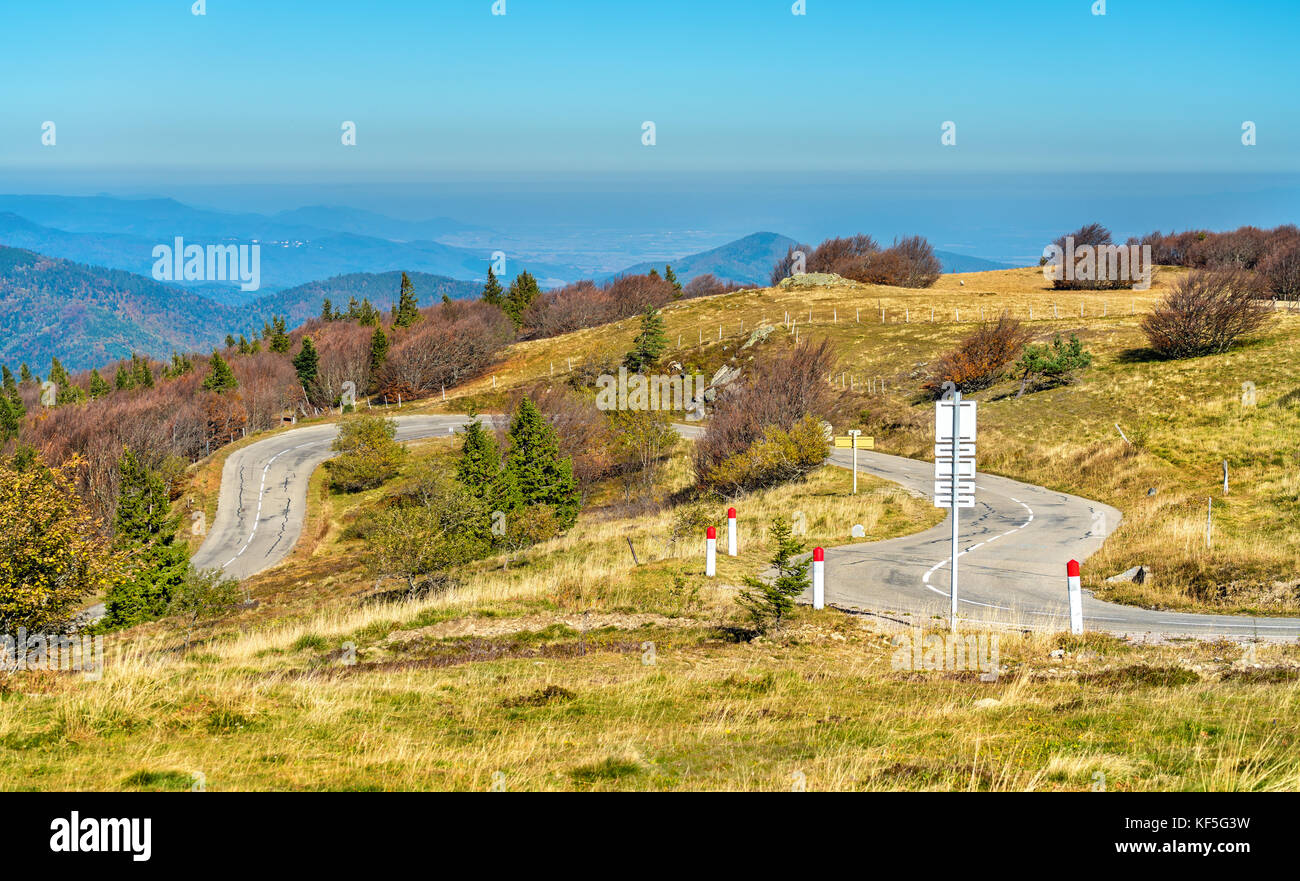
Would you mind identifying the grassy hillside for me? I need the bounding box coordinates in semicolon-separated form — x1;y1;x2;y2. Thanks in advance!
5;440;1299;791
7;265;1300;792
424;266;1300;616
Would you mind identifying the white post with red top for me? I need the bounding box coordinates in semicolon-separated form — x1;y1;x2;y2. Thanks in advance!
727;507;737;556
812;547;825;609
1066;559;1083;635
706;526;717;577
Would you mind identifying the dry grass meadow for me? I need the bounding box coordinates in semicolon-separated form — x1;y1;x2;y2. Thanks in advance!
8;267;1300;791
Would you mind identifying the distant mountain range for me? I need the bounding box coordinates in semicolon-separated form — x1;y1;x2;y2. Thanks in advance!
0;193;1016;369
0;196;579;298
0;246;482;371
0;195;1013;299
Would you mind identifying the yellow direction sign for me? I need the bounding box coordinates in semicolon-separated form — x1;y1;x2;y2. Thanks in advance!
833;435;874;449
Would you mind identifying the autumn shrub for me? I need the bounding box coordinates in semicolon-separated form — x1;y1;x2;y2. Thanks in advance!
1140;269;1269;358
852;236;943;288
0;454;121;631
701;415;829;495
1260;238;1300;300
922;316;1031;397
693;338;836;487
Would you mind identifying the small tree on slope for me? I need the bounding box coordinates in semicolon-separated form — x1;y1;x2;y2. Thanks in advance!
736;516;810;634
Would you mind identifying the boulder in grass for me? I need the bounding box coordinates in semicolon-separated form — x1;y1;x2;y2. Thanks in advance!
1107;565;1151;585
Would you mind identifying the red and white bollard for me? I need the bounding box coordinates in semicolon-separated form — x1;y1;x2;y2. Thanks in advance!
727;507;737;557
706;526;717;577
812;547;825;609
1066;559;1083;635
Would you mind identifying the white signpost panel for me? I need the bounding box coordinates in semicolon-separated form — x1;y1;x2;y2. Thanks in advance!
934;392;977;630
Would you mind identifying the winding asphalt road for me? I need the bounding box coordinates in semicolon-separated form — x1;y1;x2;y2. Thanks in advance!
191;416;1300;639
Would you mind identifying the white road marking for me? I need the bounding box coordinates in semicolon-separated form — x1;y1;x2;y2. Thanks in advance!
221;441;315;568
919;493;1034;609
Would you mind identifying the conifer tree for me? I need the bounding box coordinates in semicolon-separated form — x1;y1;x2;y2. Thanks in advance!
238;335;251;355
114;362;134;391
225;334;236;348
367;326;389;393
504;398;580;529
455;418;520;515
394;272;421;328
201;351;239;393
103;449;191;627
0;366;22;441
623;306;667;372
321;298;335;322
502;271;540;329
47;358;84;405
736;516;811;633
665;264;682;298
481;266;504;307
268;316;291;353
292;336;320;391
132;355;154;389
357;299;380;327
88;369;111;399
19;364;33;384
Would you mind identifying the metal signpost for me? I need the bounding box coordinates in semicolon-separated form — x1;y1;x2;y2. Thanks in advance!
847;429;862;494
935;387;977;631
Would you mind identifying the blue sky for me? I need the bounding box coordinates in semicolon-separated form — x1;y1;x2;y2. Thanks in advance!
1;0;1296;180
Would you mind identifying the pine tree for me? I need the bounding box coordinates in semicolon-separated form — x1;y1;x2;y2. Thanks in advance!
345;297;360;321
47;358;83;405
357;299;380;327
481;266;504;307
503;271;540;329
201;351;239;393
736;516;811;633
114;362;135;391
88;369;111;399
292;336;320;390
238;335;251;355
225;334;236;348
665;264;682;298
504;398;580;529
132;355;154;389
321;298;335;322
367;326;389;393
394;272;421;328
623;306;667;372
163;352;194;379
103;449;191;627
0;366;22;441
19;364;33;384
456;418;520;515
268;316;291;353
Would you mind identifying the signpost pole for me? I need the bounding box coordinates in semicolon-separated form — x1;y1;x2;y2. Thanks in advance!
848;429;861;494
950;390;961;632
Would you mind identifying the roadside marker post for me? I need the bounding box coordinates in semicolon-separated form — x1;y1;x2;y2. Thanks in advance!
705;526;717;577
727;507;738;556
847;429;862;494
1067;560;1084;635
812;547;825;609
935;388;977;632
